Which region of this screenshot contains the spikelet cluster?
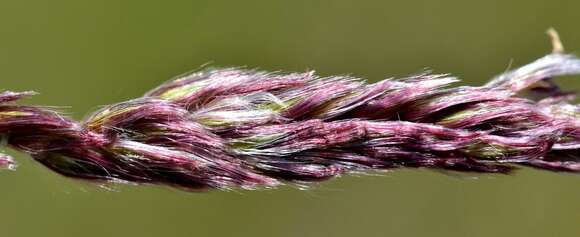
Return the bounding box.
[2,38,580,190]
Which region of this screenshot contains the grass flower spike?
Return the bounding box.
[2,31,580,191]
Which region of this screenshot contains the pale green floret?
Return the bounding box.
[109,146,147,160]
[195,113,259,127]
[196,117,233,127]
[196,97,301,128]
[228,133,285,150]
[86,105,142,129]
[461,142,517,160]
[0,111,33,118]
[439,109,480,124]
[265,97,301,113]
[159,81,209,100]
[559,136,574,143]
[259,100,292,112]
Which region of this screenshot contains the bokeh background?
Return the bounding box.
[1,1,579,236]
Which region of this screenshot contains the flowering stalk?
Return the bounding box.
[2,33,580,191]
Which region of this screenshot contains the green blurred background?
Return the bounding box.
[0,1,579,236]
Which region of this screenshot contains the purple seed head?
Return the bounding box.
[1,33,580,191]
